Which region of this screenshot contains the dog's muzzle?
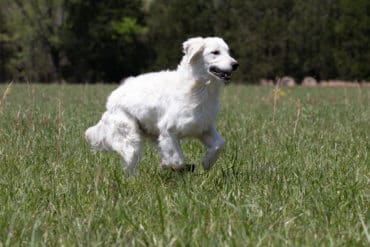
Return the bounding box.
[209,62,238,82]
[209,67,232,81]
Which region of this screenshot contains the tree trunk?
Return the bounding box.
[50,46,61,83]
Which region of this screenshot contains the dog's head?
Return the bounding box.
[183,37,238,82]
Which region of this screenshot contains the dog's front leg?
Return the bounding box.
[158,131,186,170]
[200,126,225,170]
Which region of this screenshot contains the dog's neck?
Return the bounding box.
[177,59,222,101]
[178,58,222,85]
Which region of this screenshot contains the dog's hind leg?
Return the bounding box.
[199,126,225,170]
[109,111,142,175]
[86,110,142,175]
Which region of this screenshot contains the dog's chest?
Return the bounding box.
[175,98,219,136]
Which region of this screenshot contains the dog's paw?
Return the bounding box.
[172,163,196,173]
[161,162,196,173]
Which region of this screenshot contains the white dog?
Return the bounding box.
[85,37,238,174]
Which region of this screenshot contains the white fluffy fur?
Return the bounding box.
[85,37,238,174]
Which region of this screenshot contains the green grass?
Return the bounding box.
[0,83,369,246]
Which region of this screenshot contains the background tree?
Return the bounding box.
[287,0,339,81]
[0,0,370,83]
[4,0,66,82]
[334,0,370,81]
[0,3,14,82]
[62,0,149,82]
[226,0,295,81]
[146,0,215,71]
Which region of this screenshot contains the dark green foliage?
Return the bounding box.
[146,0,215,71]
[146,0,370,82]
[3,0,66,82]
[285,0,339,81]
[0,7,12,82]
[334,0,370,81]
[62,0,149,82]
[0,0,370,82]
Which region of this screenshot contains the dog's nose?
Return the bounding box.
[231,62,239,71]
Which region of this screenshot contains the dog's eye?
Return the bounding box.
[211,50,220,55]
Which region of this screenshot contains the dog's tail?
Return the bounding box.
[85,113,112,152]
[85,110,142,154]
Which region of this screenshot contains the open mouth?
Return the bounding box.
[209,67,232,81]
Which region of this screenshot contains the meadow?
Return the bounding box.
[0,83,369,246]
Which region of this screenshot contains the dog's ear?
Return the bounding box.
[183,37,204,63]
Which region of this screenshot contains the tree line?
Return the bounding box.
[0,0,369,83]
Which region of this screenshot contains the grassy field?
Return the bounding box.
[0,83,369,246]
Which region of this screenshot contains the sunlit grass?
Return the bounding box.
[0,83,369,246]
